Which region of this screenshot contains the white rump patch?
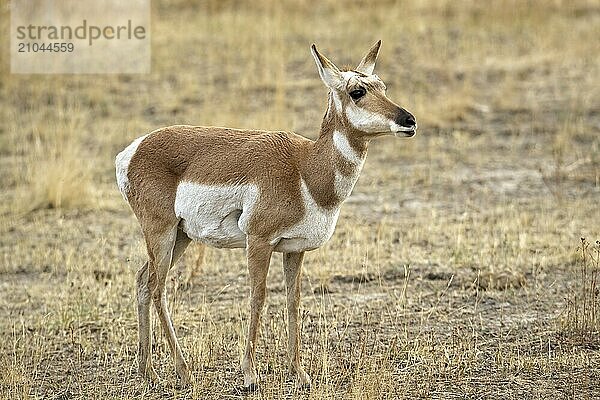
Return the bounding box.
[115,134,149,201]
[174,182,259,249]
[273,179,340,253]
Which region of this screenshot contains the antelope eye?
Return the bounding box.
[349,87,366,100]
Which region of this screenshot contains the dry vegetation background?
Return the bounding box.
[1,0,600,398]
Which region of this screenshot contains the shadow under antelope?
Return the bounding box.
[115,40,416,390]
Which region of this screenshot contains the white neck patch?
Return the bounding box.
[332,130,365,165]
[334,168,362,200]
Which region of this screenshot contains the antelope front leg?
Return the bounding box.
[241,236,273,390]
[283,252,311,387]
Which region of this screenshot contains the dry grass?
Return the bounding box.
[560,238,600,341]
[1,0,600,398]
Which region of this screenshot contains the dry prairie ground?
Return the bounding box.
[1,0,600,398]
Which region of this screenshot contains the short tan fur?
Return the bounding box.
[115,40,416,389]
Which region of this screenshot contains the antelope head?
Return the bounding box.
[311,40,417,138]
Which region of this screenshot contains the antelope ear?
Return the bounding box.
[356,40,381,75]
[311,44,343,89]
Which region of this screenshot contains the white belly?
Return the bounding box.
[174,182,258,248]
[174,180,341,253]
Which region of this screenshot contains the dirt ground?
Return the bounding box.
[1,1,599,399]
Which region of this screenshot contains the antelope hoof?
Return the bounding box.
[175,360,192,384]
[242,365,258,390]
[297,370,311,389]
[243,382,259,393]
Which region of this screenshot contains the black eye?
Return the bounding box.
[349,87,366,100]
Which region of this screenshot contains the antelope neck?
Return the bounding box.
[300,111,369,210]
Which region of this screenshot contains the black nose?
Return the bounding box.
[396,110,416,128]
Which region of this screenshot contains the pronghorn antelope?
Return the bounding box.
[115,40,416,390]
